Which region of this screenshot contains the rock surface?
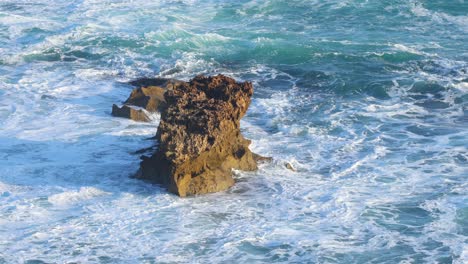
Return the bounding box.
[137,75,260,196]
[111,79,182,121]
[111,104,151,122]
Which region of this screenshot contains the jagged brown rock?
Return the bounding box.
[112,104,151,122]
[137,75,260,196]
[111,79,182,121]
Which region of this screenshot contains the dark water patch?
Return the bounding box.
[40,94,57,100]
[410,81,446,95]
[364,81,392,99]
[236,241,293,262]
[421,0,468,16]
[437,256,454,264]
[0,25,10,42]
[410,94,429,100]
[449,135,468,148]
[0,3,25,11]
[405,150,439,163]
[456,207,468,236]
[362,202,434,237]
[453,153,467,165]
[420,242,453,263]
[295,69,335,91]
[415,100,450,109]
[406,124,456,137]
[25,260,49,264]
[17,27,52,45]
[128,77,170,87]
[394,205,433,228]
[66,49,105,61]
[454,94,468,104]
[97,256,121,263]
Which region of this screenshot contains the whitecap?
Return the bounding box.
[410,1,468,32]
[48,187,110,206]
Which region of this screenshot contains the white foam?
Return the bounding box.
[392,44,432,57]
[410,1,468,32]
[157,52,218,79]
[48,187,110,206]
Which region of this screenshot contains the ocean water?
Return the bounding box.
[0,0,467,263]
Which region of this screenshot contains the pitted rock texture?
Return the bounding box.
[137,75,260,196]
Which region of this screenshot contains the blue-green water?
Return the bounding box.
[0,0,467,263]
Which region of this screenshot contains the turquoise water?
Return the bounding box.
[0,0,467,263]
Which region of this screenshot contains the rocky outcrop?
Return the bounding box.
[137,75,260,196]
[111,79,182,121]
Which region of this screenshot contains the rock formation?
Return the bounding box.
[111,79,182,122]
[137,75,261,196]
